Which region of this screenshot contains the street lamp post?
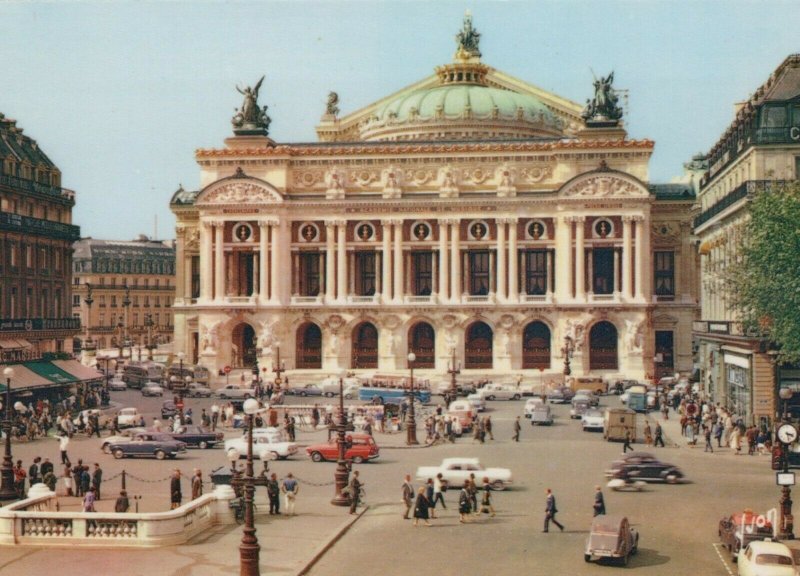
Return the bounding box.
[83,283,95,351]
[331,370,352,507]
[145,314,155,361]
[406,352,418,446]
[447,348,460,406]
[272,346,285,393]
[778,388,795,540]
[237,398,263,575]
[0,368,16,501]
[176,352,186,421]
[561,336,574,379]
[122,284,132,359]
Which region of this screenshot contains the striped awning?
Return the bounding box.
[0,339,31,349]
[0,360,103,392]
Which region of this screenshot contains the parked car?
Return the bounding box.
[582,409,605,432]
[570,398,591,419]
[737,540,796,576]
[185,383,213,398]
[584,515,639,566]
[524,397,545,418]
[108,433,187,460]
[574,389,600,407]
[342,384,361,400]
[548,387,575,404]
[108,378,128,392]
[465,393,486,413]
[116,407,143,428]
[320,377,361,397]
[142,382,165,397]
[718,510,775,562]
[605,452,684,484]
[224,427,299,460]
[306,433,380,463]
[477,384,521,401]
[447,400,475,431]
[161,401,178,419]
[288,384,323,397]
[415,457,513,491]
[216,384,256,399]
[100,427,147,453]
[530,404,553,426]
[162,425,224,449]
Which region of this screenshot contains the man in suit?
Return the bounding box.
[593,485,606,516]
[401,474,414,519]
[543,488,564,532]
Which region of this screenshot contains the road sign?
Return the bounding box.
[176,401,185,409]
[223,365,232,374]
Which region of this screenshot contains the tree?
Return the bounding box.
[725,181,800,362]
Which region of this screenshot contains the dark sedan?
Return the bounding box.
[162,425,224,449]
[548,387,575,404]
[108,433,187,460]
[605,452,685,484]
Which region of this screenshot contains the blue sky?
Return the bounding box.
[2,0,799,240]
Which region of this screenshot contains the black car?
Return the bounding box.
[606,452,684,484]
[161,401,178,419]
[162,425,224,449]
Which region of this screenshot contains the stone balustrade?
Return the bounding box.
[0,484,237,547]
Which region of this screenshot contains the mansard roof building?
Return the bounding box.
[171,15,698,383]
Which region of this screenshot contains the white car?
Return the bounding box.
[216,384,256,399]
[582,409,605,432]
[342,384,361,399]
[224,427,299,460]
[737,540,796,576]
[185,383,213,398]
[73,409,110,429]
[142,382,164,397]
[466,393,486,412]
[320,377,361,397]
[478,384,522,401]
[116,407,143,428]
[416,457,513,491]
[100,427,147,453]
[108,378,127,391]
[574,389,600,406]
[523,397,545,418]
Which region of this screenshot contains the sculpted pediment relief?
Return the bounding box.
[197,178,283,205]
[559,170,648,199]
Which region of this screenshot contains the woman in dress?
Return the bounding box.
[413,486,431,527]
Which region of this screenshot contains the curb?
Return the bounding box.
[296,505,369,576]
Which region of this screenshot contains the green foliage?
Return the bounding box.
[725,181,800,362]
[41,352,73,361]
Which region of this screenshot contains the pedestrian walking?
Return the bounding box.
[80,466,91,498]
[401,474,414,519]
[170,469,182,510]
[468,474,479,514]
[513,416,521,442]
[349,470,362,515]
[485,416,493,441]
[267,473,280,515]
[40,458,54,478]
[92,463,103,500]
[72,460,85,497]
[424,478,436,518]
[654,422,665,447]
[191,469,203,500]
[281,472,299,515]
[713,421,723,447]
[703,425,714,453]
[115,490,130,512]
[13,461,26,498]
[432,473,447,511]
[83,487,96,512]
[593,485,606,516]
[28,457,41,486]
[58,434,70,465]
[458,481,471,523]
[479,477,496,517]
[413,486,432,527]
[622,429,633,453]
[62,464,73,497]
[543,488,564,532]
[644,423,653,447]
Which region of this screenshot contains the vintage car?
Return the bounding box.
[574,389,600,406]
[141,382,165,397]
[447,400,475,431]
[73,409,112,430]
[185,383,213,398]
[161,401,178,419]
[530,404,553,426]
[108,432,187,460]
[287,384,323,397]
[605,452,684,484]
[224,427,299,461]
[465,393,486,413]
[523,397,545,418]
[582,408,605,432]
[570,398,591,419]
[584,515,639,565]
[162,425,224,449]
[108,378,128,392]
[548,386,575,404]
[718,510,775,562]
[306,433,380,463]
[100,427,147,453]
[215,384,256,399]
[476,384,521,401]
[737,540,796,576]
[415,457,513,491]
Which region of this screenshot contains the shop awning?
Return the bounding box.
[0,339,31,349]
[0,360,103,392]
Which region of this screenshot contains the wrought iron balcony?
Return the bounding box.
[693,180,788,229]
[0,211,80,241]
[0,173,75,202]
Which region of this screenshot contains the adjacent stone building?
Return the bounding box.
[171,15,698,381]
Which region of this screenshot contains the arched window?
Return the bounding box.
[408,322,435,368]
[352,322,378,369]
[296,323,322,369]
[465,321,493,369]
[522,321,551,369]
[589,321,618,370]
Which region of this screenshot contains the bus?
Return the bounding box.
[167,364,211,389]
[358,386,431,405]
[627,385,649,413]
[122,361,165,389]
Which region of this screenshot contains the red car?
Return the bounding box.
[306,434,380,464]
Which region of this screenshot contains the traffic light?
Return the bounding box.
[772,443,785,471]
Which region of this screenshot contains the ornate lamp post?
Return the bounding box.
[447,348,461,407]
[406,352,418,445]
[331,370,352,507]
[561,336,574,379]
[175,351,186,420]
[83,283,95,351]
[777,388,796,540]
[0,368,16,501]
[272,346,285,393]
[144,314,155,361]
[237,397,264,575]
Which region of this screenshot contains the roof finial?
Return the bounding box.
[455,10,481,61]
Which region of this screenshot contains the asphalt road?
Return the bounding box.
[7,390,780,575]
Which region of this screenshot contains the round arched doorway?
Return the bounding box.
[465,321,493,369]
[589,321,618,370]
[296,322,322,369]
[522,321,551,369]
[231,323,257,368]
[352,322,378,369]
[408,322,435,368]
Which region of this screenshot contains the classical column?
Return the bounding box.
[574,216,586,301]
[555,216,573,301]
[213,221,224,301]
[641,215,652,300]
[252,252,259,298]
[634,216,645,300]
[393,220,403,303]
[496,219,507,301]
[622,215,633,300]
[325,221,336,303]
[270,222,281,303]
[175,226,186,303]
[183,254,192,301]
[546,249,554,295]
[613,248,620,297]
[431,250,437,297]
[258,222,269,302]
[381,221,392,302]
[438,220,449,301]
[375,250,382,297]
[450,220,461,301]
[200,221,213,301]
[337,221,347,302]
[507,219,518,302]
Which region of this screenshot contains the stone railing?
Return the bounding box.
[0,484,237,547]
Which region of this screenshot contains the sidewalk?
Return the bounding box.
[0,494,366,576]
